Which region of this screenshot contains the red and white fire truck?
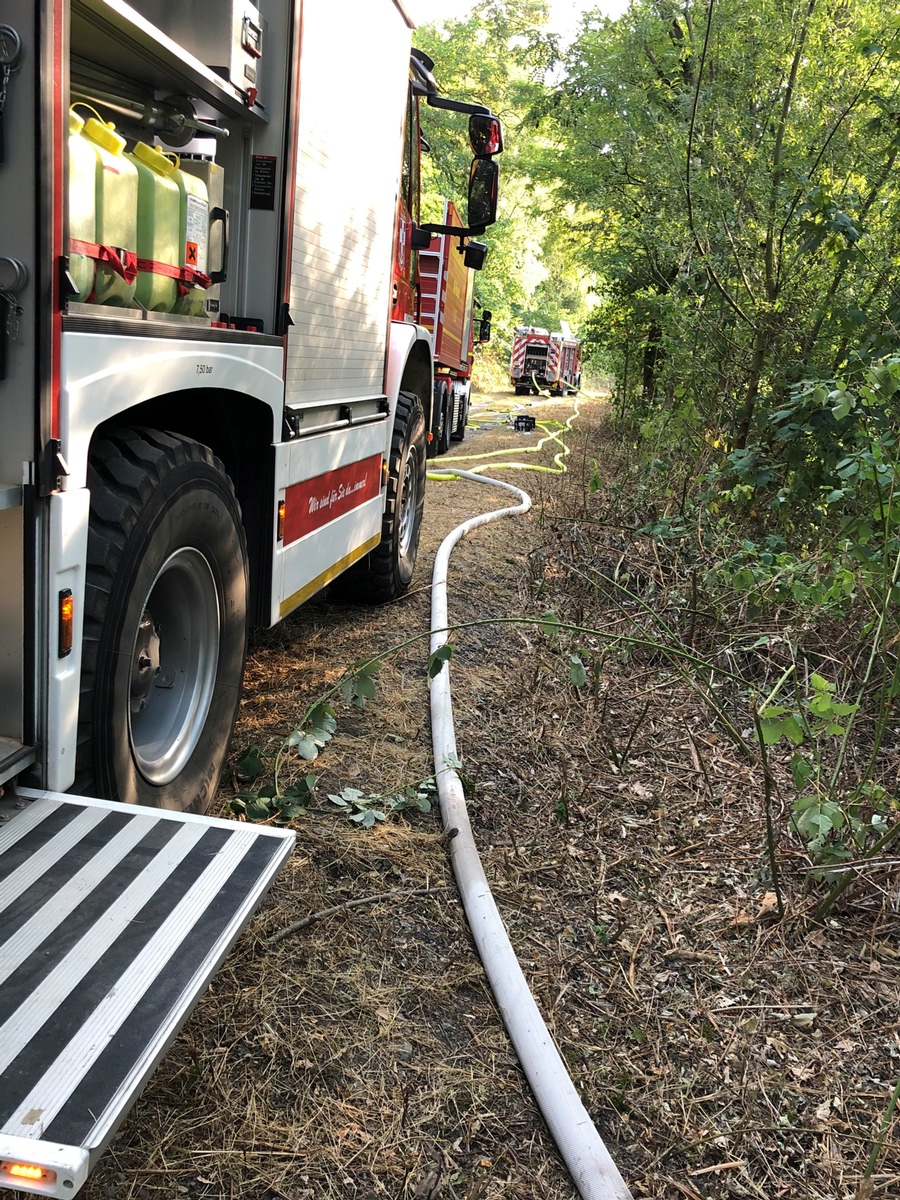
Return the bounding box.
[0,1,501,1193]
[510,325,582,396]
[418,199,492,453]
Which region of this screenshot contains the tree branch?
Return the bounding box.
[269,884,453,944]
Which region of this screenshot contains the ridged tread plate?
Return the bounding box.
[0,788,295,1196]
[0,740,36,789]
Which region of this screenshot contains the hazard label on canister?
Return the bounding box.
[184,194,208,272]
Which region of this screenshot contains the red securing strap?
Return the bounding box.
[179,264,212,295]
[69,239,138,285]
[136,257,212,297]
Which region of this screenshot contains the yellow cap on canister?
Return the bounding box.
[82,117,126,156]
[132,141,179,176]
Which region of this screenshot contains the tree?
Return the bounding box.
[548,0,900,450]
[417,2,591,354]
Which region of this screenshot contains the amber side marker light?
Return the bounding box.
[277,500,286,541]
[381,459,389,486]
[58,588,74,657]
[5,1162,56,1183]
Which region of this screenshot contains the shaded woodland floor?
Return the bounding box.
[72,392,898,1200]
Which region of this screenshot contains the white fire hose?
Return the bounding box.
[428,468,634,1200]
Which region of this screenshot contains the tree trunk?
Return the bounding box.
[733,322,770,450]
[642,325,662,404]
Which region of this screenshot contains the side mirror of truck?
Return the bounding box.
[463,240,488,271]
[469,113,503,156]
[467,158,499,232]
[478,310,492,343]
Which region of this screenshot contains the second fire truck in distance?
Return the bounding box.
[510,325,582,396]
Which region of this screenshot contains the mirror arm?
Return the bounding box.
[425,95,491,117]
[418,223,485,237]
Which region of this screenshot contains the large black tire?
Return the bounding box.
[450,384,469,443]
[329,390,426,604]
[75,427,249,813]
[437,383,452,455]
[429,381,451,458]
[427,383,444,460]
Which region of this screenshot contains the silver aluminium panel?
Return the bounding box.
[284,0,411,405]
[0,790,294,1196]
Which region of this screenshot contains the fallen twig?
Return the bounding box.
[269,884,452,944]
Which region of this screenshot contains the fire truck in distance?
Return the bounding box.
[418,199,492,454]
[0,1,501,1193]
[510,325,582,396]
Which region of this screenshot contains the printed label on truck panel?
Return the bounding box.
[283,454,382,545]
[250,155,278,210]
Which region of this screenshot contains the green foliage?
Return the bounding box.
[340,659,380,707]
[757,673,897,866]
[759,673,857,749]
[791,783,895,869]
[230,775,316,826]
[569,652,588,688]
[326,779,437,828]
[228,700,336,823]
[707,538,857,614]
[416,2,592,361]
[230,656,451,831]
[234,745,266,782]
[427,644,454,679]
[541,608,561,642]
[688,357,900,624]
[546,0,900,445]
[285,703,337,761]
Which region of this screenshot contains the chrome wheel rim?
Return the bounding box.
[128,547,220,785]
[397,449,420,559]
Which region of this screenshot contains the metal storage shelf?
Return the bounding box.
[0,486,21,511]
[71,0,269,124]
[0,740,35,788]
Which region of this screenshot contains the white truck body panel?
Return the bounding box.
[285,0,410,405]
[272,419,388,621]
[44,491,91,793]
[62,332,285,490]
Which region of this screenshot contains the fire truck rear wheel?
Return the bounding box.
[75,427,249,813]
[429,381,449,458]
[438,384,452,455]
[330,390,426,604]
[366,389,426,599]
[450,386,469,442]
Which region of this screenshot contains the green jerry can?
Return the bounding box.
[80,115,138,306]
[67,109,97,302]
[127,142,182,312]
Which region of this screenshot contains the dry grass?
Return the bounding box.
[73,393,899,1200]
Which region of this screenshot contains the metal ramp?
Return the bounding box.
[0,788,295,1197]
